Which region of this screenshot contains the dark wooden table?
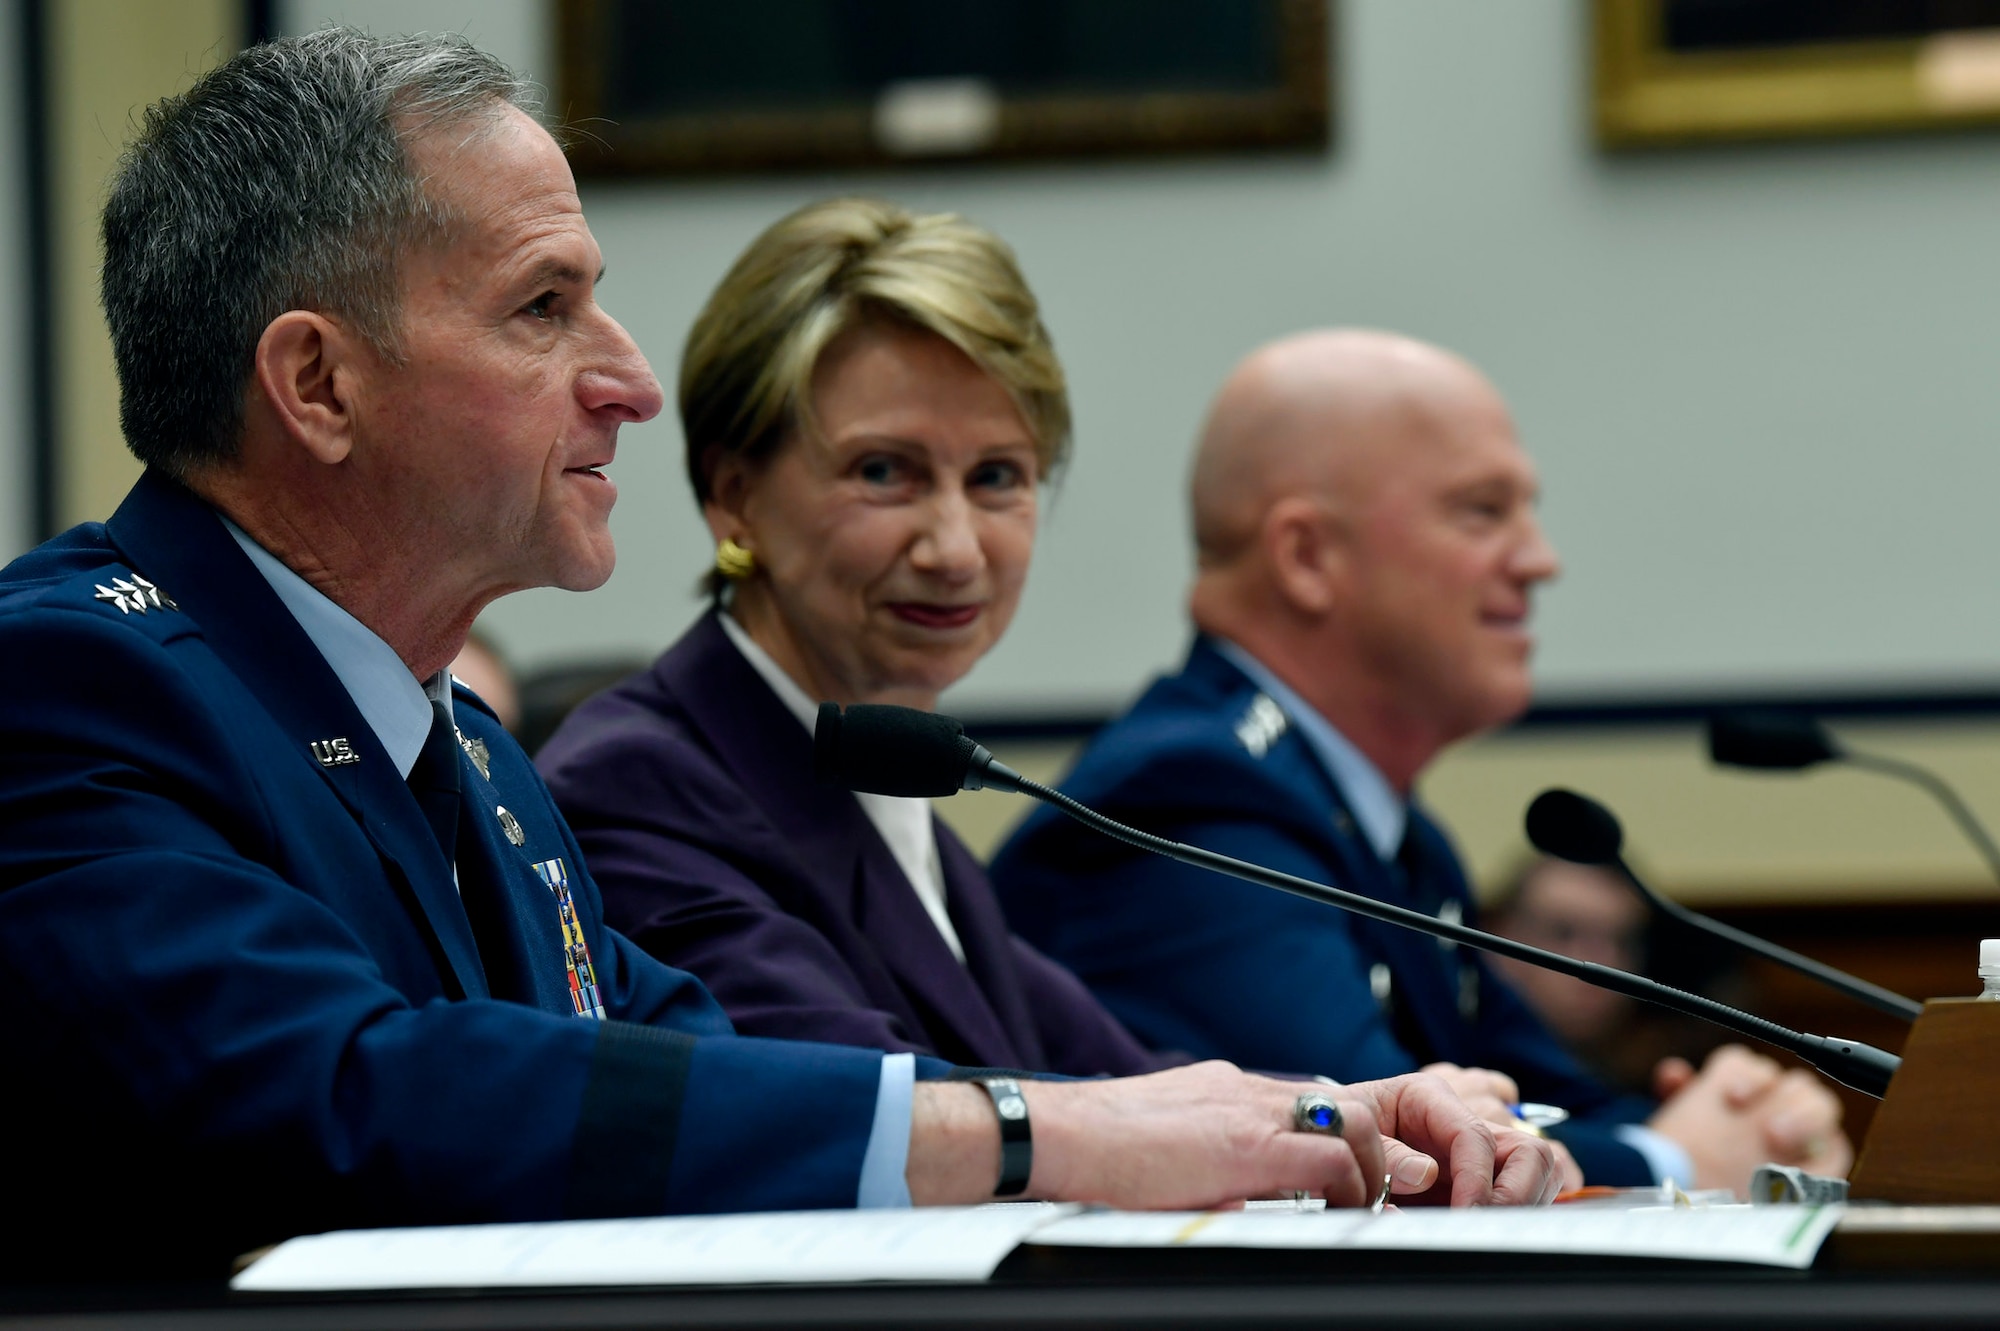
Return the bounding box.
[7,1226,1999,1331]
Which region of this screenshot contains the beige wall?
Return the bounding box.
[47,0,241,528]
[936,718,2000,909]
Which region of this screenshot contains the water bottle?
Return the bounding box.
[1981,939,2000,1000]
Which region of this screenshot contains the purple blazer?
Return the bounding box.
[537,609,1176,1076]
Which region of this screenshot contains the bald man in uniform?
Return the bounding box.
[994,329,1850,1194]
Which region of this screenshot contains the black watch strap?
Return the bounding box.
[976,1077,1032,1197]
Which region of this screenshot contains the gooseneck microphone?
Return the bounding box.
[812,702,1017,798]
[1709,708,2000,886]
[1524,788,1921,1023]
[813,703,1902,1098]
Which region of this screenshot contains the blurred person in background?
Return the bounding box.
[1484,854,1648,1059]
[450,627,521,733]
[992,329,1851,1195]
[1485,854,1745,1102]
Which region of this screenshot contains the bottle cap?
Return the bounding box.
[1982,939,2000,971]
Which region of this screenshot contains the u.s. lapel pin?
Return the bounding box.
[454,726,491,779]
[311,737,360,767]
[495,805,526,846]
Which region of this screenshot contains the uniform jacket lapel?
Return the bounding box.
[104,472,489,1000]
[1316,791,1479,1065]
[1195,639,1474,1065]
[450,733,587,1014]
[663,612,1028,1067]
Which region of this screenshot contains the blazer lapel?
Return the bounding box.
[935,828,1045,1067]
[660,612,874,885]
[105,472,489,1000]
[663,611,1027,1066]
[848,830,1025,1067]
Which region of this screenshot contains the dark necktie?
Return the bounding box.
[407,697,461,866]
[1395,819,1446,916]
[1386,816,1456,1061]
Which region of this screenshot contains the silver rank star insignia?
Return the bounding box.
[454,727,491,779]
[495,805,526,846]
[92,574,178,615]
[1233,693,1288,758]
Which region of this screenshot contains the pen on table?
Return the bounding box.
[1509,1102,1569,1136]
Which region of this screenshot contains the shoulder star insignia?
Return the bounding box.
[92,574,178,615]
[455,727,492,779]
[1233,693,1289,759]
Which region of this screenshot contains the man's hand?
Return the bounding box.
[1647,1046,1853,1196]
[1419,1062,1584,1194]
[1350,1071,1564,1207]
[1418,1062,1518,1124]
[907,1062,1561,1210]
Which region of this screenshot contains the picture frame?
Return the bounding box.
[556,0,1331,176]
[1595,0,2000,149]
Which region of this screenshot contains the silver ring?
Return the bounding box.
[1293,1092,1343,1136]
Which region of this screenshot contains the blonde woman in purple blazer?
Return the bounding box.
[539,197,1172,1076]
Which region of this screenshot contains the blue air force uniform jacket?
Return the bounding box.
[990,637,1658,1186]
[0,472,894,1276]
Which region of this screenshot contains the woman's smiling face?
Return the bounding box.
[713,319,1041,710]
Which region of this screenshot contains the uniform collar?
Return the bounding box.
[1209,637,1407,861]
[219,515,447,779]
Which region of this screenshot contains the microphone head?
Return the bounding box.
[1524,788,1625,865]
[813,702,976,798]
[1708,709,1840,770]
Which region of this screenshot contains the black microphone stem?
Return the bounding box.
[1609,854,1921,1022]
[1844,747,2000,886]
[1010,774,1900,1099]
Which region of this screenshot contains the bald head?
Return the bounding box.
[1186,329,1558,788]
[1191,330,1506,567]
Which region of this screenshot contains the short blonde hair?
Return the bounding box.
[680,196,1070,509]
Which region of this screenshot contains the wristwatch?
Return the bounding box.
[975,1076,1032,1197]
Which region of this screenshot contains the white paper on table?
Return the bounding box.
[233,1203,1073,1291]
[1029,1204,1843,1270]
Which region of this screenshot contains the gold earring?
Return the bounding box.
[715,537,757,581]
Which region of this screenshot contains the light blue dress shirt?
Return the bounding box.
[1210,636,1691,1188]
[221,516,915,1207]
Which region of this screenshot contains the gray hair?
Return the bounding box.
[100,28,542,476]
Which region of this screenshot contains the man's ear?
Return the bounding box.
[252,311,357,466]
[1263,496,1343,616]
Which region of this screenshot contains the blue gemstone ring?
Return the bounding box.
[1293,1093,1344,1137]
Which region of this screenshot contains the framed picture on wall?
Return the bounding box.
[1596,0,2000,148]
[556,0,1330,176]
